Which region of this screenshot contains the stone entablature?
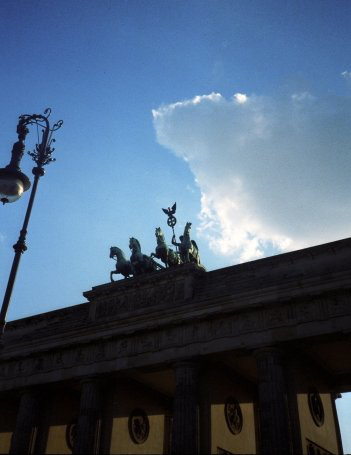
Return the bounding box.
[1,239,351,394]
[1,291,350,393]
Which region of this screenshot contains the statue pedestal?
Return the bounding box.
[84,263,206,322]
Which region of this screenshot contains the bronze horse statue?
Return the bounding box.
[172,222,201,266]
[129,237,164,275]
[109,246,134,280]
[151,227,182,268]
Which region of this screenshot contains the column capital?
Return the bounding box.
[78,375,101,387]
[173,358,199,368]
[254,346,284,359]
[16,386,41,399]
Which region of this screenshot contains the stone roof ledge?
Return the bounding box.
[83,262,206,301]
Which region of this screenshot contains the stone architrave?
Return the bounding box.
[254,348,292,455]
[171,361,199,454]
[73,378,101,454]
[10,389,39,454]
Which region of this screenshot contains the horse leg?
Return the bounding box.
[110,271,116,282]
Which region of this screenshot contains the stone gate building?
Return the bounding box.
[1,237,350,454]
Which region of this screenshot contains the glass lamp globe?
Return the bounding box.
[0,168,30,204]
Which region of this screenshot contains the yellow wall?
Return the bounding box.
[46,424,71,455]
[0,401,17,454]
[297,392,339,454]
[45,389,79,454]
[110,382,167,454]
[205,370,257,454]
[294,366,339,454]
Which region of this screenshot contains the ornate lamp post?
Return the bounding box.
[0,109,63,335]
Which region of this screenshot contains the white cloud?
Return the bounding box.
[341,70,351,80]
[152,92,222,120]
[152,91,351,263]
[233,93,248,104]
[291,91,315,102]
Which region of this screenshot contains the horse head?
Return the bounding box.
[110,246,125,259]
[184,222,192,235]
[129,237,141,252]
[155,227,164,241]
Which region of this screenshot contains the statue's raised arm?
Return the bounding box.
[171,234,182,248]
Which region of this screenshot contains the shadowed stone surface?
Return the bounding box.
[1,238,351,453]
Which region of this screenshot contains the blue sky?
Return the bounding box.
[1,0,351,450]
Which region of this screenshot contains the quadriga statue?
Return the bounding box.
[129,237,164,275]
[172,222,202,266]
[109,246,134,281]
[151,227,182,268]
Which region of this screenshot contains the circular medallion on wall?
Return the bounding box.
[128,408,150,444]
[66,419,77,451]
[308,387,324,427]
[224,397,243,434]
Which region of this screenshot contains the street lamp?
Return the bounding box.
[0,108,63,335]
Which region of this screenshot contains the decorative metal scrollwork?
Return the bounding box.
[17,108,63,167]
[308,387,324,427]
[128,408,150,444]
[224,397,243,435]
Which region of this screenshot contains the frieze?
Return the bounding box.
[93,278,183,320]
[95,343,106,360]
[75,349,85,363]
[0,292,350,387]
[208,318,234,338]
[264,305,294,328]
[95,295,130,319]
[136,332,160,353]
[108,338,134,357]
[134,287,157,309]
[294,301,316,323]
[16,360,25,375]
[5,305,88,333]
[34,356,45,372]
[162,326,184,349]
[320,293,349,317]
[54,351,63,366]
[183,322,205,344]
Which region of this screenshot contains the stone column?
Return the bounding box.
[254,348,292,455]
[285,359,303,454]
[171,361,199,454]
[73,378,101,454]
[198,368,211,454]
[10,389,39,454]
